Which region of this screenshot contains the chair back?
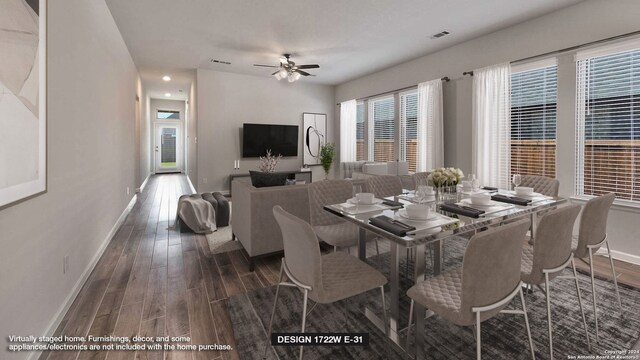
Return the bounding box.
[520,175,559,197]
[574,193,615,258]
[528,204,581,283]
[365,175,403,198]
[273,206,322,290]
[460,219,530,322]
[411,172,432,188]
[308,180,353,226]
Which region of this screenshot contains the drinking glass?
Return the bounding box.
[469,174,479,192]
[352,184,362,205]
[512,174,522,190]
[416,185,427,204]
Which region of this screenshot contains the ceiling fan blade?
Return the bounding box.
[272,71,279,75]
[296,64,320,69]
[253,64,279,68]
[295,69,312,76]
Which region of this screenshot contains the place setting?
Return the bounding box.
[370,203,458,236]
[337,189,404,215]
[441,192,514,218]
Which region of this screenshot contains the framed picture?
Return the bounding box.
[303,113,326,166]
[0,0,47,208]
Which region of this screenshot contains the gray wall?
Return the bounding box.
[0,0,138,356]
[187,80,198,188]
[334,0,640,261]
[139,87,151,188]
[196,69,336,193]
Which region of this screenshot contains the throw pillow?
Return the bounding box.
[249,171,288,188]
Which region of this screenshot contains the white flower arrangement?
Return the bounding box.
[428,167,465,187]
[258,149,282,173]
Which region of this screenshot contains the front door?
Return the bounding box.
[155,124,182,173]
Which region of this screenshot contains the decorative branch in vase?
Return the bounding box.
[319,143,335,179]
[258,149,282,173]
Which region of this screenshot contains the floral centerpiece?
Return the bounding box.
[258,149,282,173]
[428,167,464,187]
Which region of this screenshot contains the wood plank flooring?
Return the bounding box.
[41,174,640,359]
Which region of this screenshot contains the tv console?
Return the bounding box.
[229,170,312,194]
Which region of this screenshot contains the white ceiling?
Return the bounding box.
[106,0,583,91]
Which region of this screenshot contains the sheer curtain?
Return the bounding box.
[339,99,357,162]
[472,63,511,189]
[417,79,444,172]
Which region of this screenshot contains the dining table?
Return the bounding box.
[323,187,567,358]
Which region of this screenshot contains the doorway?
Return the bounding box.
[155,124,183,173]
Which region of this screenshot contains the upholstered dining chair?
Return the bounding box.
[520,175,559,197]
[572,192,621,342]
[308,180,372,253]
[521,204,590,359]
[407,219,535,360]
[411,171,432,188]
[266,206,388,360]
[365,175,403,198]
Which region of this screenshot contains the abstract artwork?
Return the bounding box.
[302,113,326,166]
[0,0,47,208]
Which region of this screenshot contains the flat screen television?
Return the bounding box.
[242,123,299,158]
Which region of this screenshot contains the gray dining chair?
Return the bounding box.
[365,175,403,198]
[407,219,535,360]
[520,175,559,197]
[521,204,590,359]
[266,206,388,359]
[572,192,621,342]
[411,171,432,188]
[308,180,373,253]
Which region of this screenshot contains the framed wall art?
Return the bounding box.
[302,113,326,166]
[0,0,47,208]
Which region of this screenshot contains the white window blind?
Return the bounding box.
[510,63,557,179]
[576,46,640,202]
[356,102,366,161]
[400,92,418,172]
[369,97,395,162]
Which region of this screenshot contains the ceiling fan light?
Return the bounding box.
[293,72,301,81]
[287,74,296,82]
[274,72,283,80]
[278,69,288,78]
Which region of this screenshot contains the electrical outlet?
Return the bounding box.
[126,187,130,195]
[63,255,69,274]
[202,178,208,184]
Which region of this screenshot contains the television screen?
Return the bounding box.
[242,123,299,157]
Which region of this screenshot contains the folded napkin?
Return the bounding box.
[482,186,498,191]
[369,215,415,236]
[439,204,485,218]
[491,194,531,206]
[382,199,404,208]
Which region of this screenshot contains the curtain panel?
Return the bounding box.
[339,99,358,162]
[417,79,444,172]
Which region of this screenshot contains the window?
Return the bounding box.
[157,110,180,119]
[369,97,395,162]
[510,63,557,179]
[576,44,640,202]
[356,102,366,161]
[400,91,418,172]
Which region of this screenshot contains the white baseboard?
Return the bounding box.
[596,248,640,266]
[28,194,138,360]
[136,172,151,193]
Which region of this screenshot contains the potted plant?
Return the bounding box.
[319,143,335,179]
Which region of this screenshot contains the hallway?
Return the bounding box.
[41,174,282,360]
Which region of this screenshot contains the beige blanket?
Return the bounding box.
[177,195,217,234]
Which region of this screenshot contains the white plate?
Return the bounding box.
[460,198,501,208]
[347,198,383,205]
[397,209,438,221]
[510,191,543,199]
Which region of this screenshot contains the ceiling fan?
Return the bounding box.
[254,54,319,82]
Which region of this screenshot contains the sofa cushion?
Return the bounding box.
[249,171,288,188]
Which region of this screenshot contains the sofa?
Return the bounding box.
[231,179,310,271]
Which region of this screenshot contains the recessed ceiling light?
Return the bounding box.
[165,93,171,97]
[162,75,171,81]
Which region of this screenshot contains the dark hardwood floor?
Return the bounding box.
[41,174,640,359]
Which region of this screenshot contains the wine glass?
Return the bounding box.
[469,174,479,192]
[512,174,522,191]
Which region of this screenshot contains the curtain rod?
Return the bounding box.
[336,77,450,106]
[461,30,640,75]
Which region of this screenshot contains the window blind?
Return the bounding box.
[576,46,640,202]
[400,92,418,172]
[356,102,366,161]
[510,64,557,179]
[369,97,395,162]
